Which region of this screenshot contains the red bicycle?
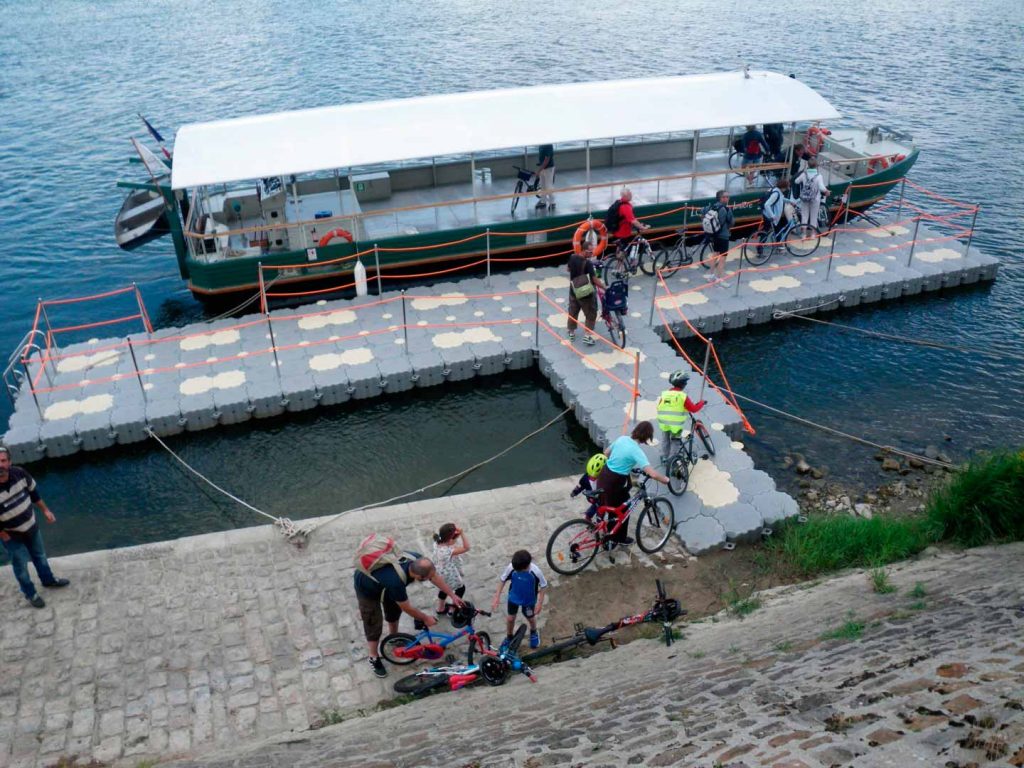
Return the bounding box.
[545,472,675,576]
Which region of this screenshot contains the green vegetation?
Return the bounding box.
[772,515,930,576]
[774,640,794,653]
[909,581,927,598]
[821,616,865,642]
[870,567,897,594]
[925,451,1024,546]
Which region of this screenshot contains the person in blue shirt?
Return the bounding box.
[762,178,796,236]
[594,421,670,546]
[491,549,548,649]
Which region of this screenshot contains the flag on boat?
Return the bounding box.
[138,114,172,159]
[131,137,171,178]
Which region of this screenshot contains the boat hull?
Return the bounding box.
[115,188,170,251]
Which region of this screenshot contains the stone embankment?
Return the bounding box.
[167,543,1024,768]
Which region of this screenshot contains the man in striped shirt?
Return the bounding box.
[0,446,69,608]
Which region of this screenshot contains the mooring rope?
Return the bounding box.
[145,406,573,545]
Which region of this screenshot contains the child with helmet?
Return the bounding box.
[657,370,707,465]
[570,453,607,520]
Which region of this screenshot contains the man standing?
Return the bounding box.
[355,549,463,678]
[611,188,650,253]
[0,446,69,608]
[536,144,555,209]
[566,242,605,346]
[706,190,734,281]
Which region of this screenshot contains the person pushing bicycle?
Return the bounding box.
[656,370,706,467]
[761,178,797,238]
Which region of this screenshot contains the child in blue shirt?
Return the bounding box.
[491,549,548,649]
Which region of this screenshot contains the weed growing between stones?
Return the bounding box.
[773,640,794,653]
[909,581,927,598]
[724,580,762,618]
[870,567,897,594]
[820,614,865,641]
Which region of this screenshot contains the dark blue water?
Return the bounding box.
[1,0,1022,555]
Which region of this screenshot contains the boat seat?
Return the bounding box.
[123,196,165,223]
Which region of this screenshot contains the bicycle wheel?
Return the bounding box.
[507,623,528,654]
[741,230,773,267]
[393,672,450,696]
[785,223,821,257]
[667,454,690,496]
[640,245,669,276]
[698,240,716,270]
[379,632,419,665]
[695,420,716,458]
[602,255,628,284]
[606,311,627,349]
[636,497,676,554]
[466,632,491,664]
[546,518,600,576]
[728,150,745,172]
[511,180,524,216]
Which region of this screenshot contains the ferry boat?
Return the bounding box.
[115,70,918,304]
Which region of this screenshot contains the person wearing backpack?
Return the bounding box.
[762,178,796,236]
[353,534,464,678]
[606,188,650,255]
[566,241,605,345]
[794,157,829,230]
[703,190,734,280]
[740,125,769,183]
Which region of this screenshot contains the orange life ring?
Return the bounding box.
[317,228,353,248]
[805,124,831,156]
[572,220,608,257]
[867,156,890,175]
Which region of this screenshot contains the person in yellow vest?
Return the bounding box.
[656,370,706,466]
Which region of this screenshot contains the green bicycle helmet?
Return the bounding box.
[586,453,607,478]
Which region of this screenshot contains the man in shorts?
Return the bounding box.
[707,190,734,281]
[491,549,547,649]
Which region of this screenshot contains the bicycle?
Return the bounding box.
[665,417,717,496]
[602,235,651,284]
[740,212,821,266]
[821,192,882,230]
[477,623,537,685]
[642,229,715,275]
[522,579,685,663]
[392,662,481,695]
[510,166,540,215]
[596,280,628,349]
[378,602,493,665]
[546,471,676,576]
[729,140,782,187]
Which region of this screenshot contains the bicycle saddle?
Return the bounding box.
[583,626,606,645]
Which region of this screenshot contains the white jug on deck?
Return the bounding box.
[354,258,368,297]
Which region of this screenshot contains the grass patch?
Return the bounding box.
[909,581,927,598]
[909,600,927,611]
[774,640,794,653]
[724,582,762,619]
[870,567,897,594]
[925,451,1024,546]
[821,615,865,642]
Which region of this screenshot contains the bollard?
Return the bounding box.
[697,339,712,403]
[906,216,922,267]
[964,206,980,258]
[373,245,383,296]
[631,351,640,427]
[400,289,409,350]
[895,177,907,222]
[486,228,491,286]
[825,230,838,281]
[127,336,147,403]
[648,269,659,327]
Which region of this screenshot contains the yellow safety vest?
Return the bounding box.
[657,389,689,434]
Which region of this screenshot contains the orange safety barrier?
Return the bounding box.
[39,286,136,307]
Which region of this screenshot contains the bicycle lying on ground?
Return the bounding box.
[477,623,537,686]
[665,417,716,496]
[546,471,676,575]
[392,662,482,695]
[510,166,540,215]
[522,579,685,662]
[378,602,492,665]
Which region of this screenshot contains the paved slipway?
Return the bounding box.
[166,544,1024,768]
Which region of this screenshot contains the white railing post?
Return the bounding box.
[906,216,922,267]
[373,245,383,295]
[965,206,980,257]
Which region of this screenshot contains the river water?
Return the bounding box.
[1,0,1021,555]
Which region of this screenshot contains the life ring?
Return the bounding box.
[805,124,831,156]
[317,228,353,248]
[867,156,890,175]
[572,219,608,257]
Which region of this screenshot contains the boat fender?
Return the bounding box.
[318,228,354,248]
[572,220,609,257]
[354,259,368,297]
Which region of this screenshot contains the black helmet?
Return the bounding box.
[668,370,689,388]
[450,601,477,628]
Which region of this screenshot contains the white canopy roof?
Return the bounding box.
[170,70,841,190]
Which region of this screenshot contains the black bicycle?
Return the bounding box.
[643,229,715,275]
[666,418,717,496]
[510,166,540,215]
[602,235,651,284]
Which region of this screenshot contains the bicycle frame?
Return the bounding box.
[575,481,649,553]
[389,623,487,662]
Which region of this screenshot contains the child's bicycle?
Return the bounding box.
[378,602,492,665]
[665,417,717,496]
[392,662,481,695]
[477,623,537,686]
[523,579,685,662]
[595,279,629,349]
[546,471,676,576]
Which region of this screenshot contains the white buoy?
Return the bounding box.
[354,259,368,297]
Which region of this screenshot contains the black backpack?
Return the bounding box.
[604,200,624,233]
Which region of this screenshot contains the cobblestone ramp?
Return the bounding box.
[165,544,1024,768]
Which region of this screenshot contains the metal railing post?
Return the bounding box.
[843,182,853,226]
[734,260,743,296]
[648,269,659,327]
[631,351,640,427]
[906,216,922,267]
[964,206,980,257]
[373,245,383,295]
[895,177,907,222]
[257,262,268,315]
[486,228,491,286]
[534,287,540,351]
[39,300,58,359]
[698,339,712,403]
[401,289,409,350]
[825,230,838,281]
[127,336,147,403]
